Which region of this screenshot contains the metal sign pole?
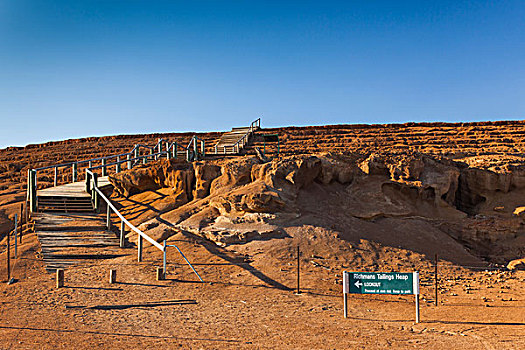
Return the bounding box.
[14,214,17,259]
[6,228,10,281]
[413,271,420,323]
[163,240,167,276]
[343,271,349,318]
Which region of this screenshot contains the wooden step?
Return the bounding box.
[34,212,125,272]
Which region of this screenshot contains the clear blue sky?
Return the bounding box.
[1,1,524,148]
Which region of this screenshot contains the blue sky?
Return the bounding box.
[1,0,524,148]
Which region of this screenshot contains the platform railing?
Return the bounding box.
[27,138,190,213]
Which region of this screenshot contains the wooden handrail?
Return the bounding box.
[86,169,164,254]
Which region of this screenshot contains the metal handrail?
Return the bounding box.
[163,240,203,282]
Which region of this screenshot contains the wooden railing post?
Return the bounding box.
[92,173,99,212]
[72,162,77,183]
[106,205,111,230]
[173,143,178,159]
[29,170,37,213]
[134,147,139,163]
[127,154,132,170]
[54,166,58,187]
[27,169,31,203]
[85,171,91,193]
[101,158,107,177]
[120,220,125,248]
[116,156,121,173]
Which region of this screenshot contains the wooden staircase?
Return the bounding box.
[33,212,124,272]
[36,176,111,213]
[37,197,93,213]
[213,119,261,155]
[33,176,124,272]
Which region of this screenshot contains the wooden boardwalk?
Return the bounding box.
[37,176,111,198]
[34,212,124,272]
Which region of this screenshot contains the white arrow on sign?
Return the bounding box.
[354,280,362,288]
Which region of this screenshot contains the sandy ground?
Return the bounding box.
[1,225,524,349]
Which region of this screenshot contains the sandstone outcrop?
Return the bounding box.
[109,152,525,264]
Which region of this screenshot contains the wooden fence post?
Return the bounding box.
[127,154,131,170]
[56,269,64,288]
[109,269,116,284]
[116,156,121,173]
[156,267,165,281]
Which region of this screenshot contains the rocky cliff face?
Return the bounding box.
[109,153,525,265]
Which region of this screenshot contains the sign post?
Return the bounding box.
[343,272,349,318]
[343,271,420,323]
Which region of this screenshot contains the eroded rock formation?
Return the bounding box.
[109,152,525,264]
